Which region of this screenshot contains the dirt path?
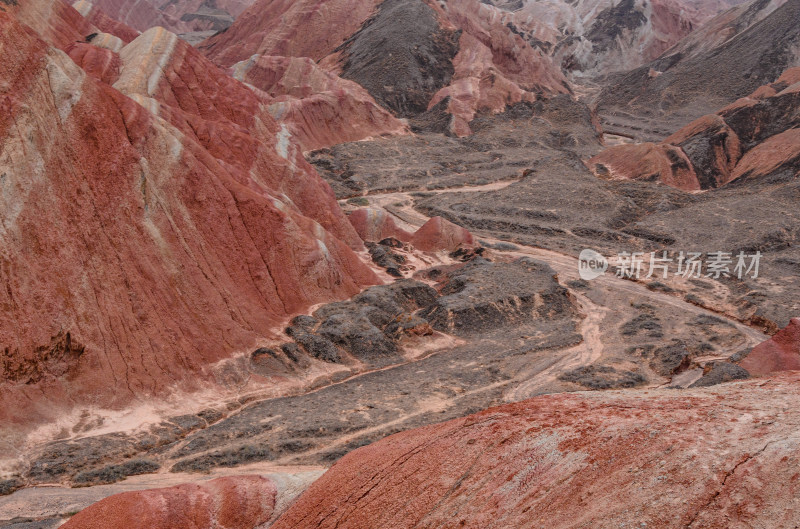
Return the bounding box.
[352,186,769,401]
[506,292,609,401]
[3,184,770,524]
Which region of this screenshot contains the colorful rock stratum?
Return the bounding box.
[1,0,800,528]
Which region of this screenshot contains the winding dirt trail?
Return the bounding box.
[351,185,770,402]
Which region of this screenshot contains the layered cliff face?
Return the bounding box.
[589,67,800,190]
[273,373,800,529]
[0,5,378,426]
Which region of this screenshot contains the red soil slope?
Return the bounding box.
[741,318,800,375]
[0,9,378,426]
[274,373,800,529]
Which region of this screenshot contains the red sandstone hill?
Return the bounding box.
[199,0,570,137]
[273,372,800,529]
[348,208,476,253]
[230,55,409,151]
[61,475,278,529]
[71,0,139,43]
[589,67,800,190]
[0,5,379,426]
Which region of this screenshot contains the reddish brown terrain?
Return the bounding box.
[61,475,278,529]
[589,66,800,189]
[1,0,800,527]
[200,0,571,136]
[273,373,800,529]
[740,319,800,375]
[231,55,409,150]
[71,0,138,42]
[0,2,378,428]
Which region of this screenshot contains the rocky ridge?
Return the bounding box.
[589,67,800,190]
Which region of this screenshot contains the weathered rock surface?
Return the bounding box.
[199,0,381,67]
[421,258,576,335]
[589,67,800,189]
[410,216,476,253]
[3,0,98,51]
[71,0,139,42]
[65,40,122,84]
[80,0,250,34]
[740,318,800,375]
[348,209,474,253]
[231,55,408,151]
[79,0,190,33]
[425,0,572,135]
[347,208,414,244]
[60,475,277,529]
[274,373,800,529]
[485,0,743,79]
[283,280,439,367]
[588,141,700,190]
[0,11,377,426]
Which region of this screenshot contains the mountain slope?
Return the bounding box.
[589,67,800,189]
[597,0,800,139]
[0,7,378,426]
[199,0,570,136]
[273,372,800,529]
